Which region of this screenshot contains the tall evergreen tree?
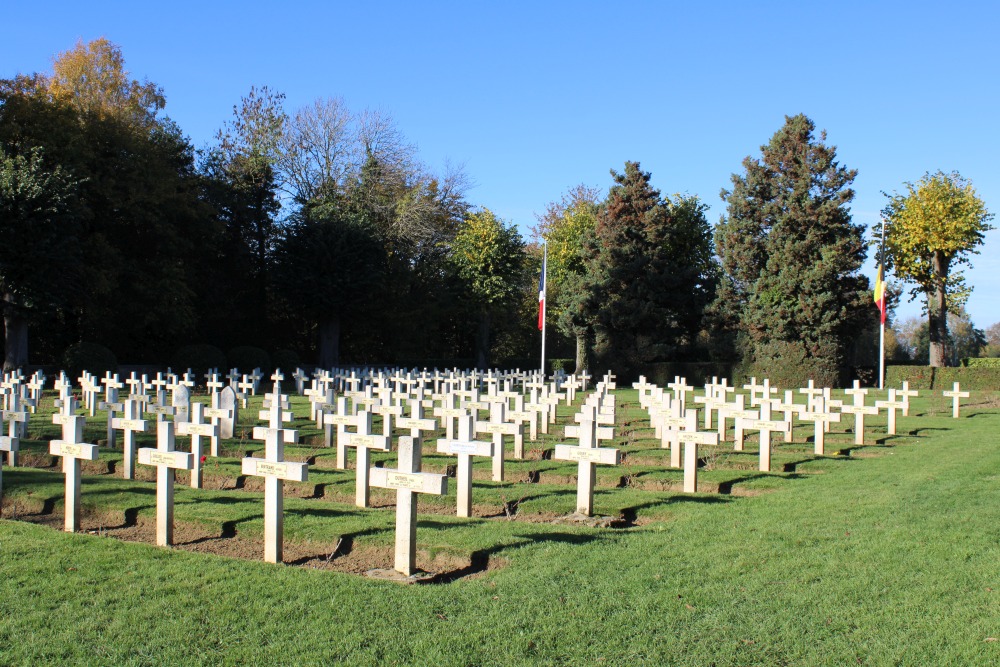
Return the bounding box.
[715,114,869,385]
[584,162,714,376]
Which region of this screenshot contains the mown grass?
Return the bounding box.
[1,388,999,665]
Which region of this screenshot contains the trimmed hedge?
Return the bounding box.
[171,344,226,385]
[61,342,117,380]
[964,357,1000,368]
[271,349,301,376]
[645,362,735,387]
[886,365,935,390]
[227,346,270,375]
[886,365,1000,391]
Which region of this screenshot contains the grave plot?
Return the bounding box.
[2,378,936,575]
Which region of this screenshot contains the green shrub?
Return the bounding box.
[61,342,117,380]
[396,358,476,371]
[964,357,1000,368]
[886,365,935,390]
[646,362,735,387]
[171,344,226,384]
[271,349,301,375]
[934,366,1000,391]
[732,341,844,389]
[885,365,1000,391]
[227,346,270,375]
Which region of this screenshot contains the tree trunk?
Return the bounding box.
[3,293,28,372]
[574,330,590,374]
[476,309,491,370]
[927,250,950,368]
[319,317,340,369]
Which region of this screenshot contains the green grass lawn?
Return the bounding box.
[1,388,999,665]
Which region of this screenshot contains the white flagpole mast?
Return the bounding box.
[540,243,547,379]
[878,223,886,390]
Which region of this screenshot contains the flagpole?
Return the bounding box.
[878,223,886,390]
[540,243,547,379]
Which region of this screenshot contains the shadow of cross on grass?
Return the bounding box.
[716,471,806,495]
[620,495,731,524]
[429,530,609,583]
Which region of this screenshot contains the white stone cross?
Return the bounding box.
[554,406,619,517]
[0,393,28,466]
[179,370,196,390]
[49,396,99,532]
[475,401,520,481]
[678,424,719,493]
[506,393,537,449]
[737,400,790,472]
[320,396,356,469]
[774,390,802,443]
[655,403,691,467]
[0,406,25,503]
[433,392,464,440]
[79,373,100,416]
[111,399,149,479]
[369,435,448,577]
[395,399,438,448]
[693,390,723,430]
[243,396,306,564]
[147,403,177,423]
[875,389,905,436]
[798,399,842,456]
[798,379,824,413]
[436,413,493,518]
[897,381,919,417]
[942,382,970,419]
[632,376,655,406]
[840,388,879,445]
[203,389,234,456]
[205,373,225,396]
[373,400,403,439]
[125,372,144,397]
[27,372,46,410]
[100,372,124,449]
[150,371,168,398]
[715,394,750,443]
[667,377,693,413]
[138,420,193,546]
[292,368,308,395]
[237,375,255,408]
[176,403,219,489]
[347,410,391,508]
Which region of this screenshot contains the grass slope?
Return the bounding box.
[1,391,998,665]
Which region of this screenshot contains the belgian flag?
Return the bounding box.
[873,263,887,324]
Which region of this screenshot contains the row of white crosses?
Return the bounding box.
[642,375,927,485]
[0,372,36,506]
[553,383,622,515]
[644,386,717,492]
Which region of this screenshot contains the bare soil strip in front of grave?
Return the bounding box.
[2,497,506,580]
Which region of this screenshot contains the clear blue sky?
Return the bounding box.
[4,1,999,328]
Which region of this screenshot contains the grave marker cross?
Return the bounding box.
[554,406,619,517]
[243,390,306,564]
[111,399,149,479]
[137,421,193,546]
[942,382,970,419]
[369,436,448,577]
[49,396,98,532]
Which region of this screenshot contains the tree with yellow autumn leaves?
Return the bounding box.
[880,172,994,367]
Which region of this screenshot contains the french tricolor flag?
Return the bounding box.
[537,250,546,331]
